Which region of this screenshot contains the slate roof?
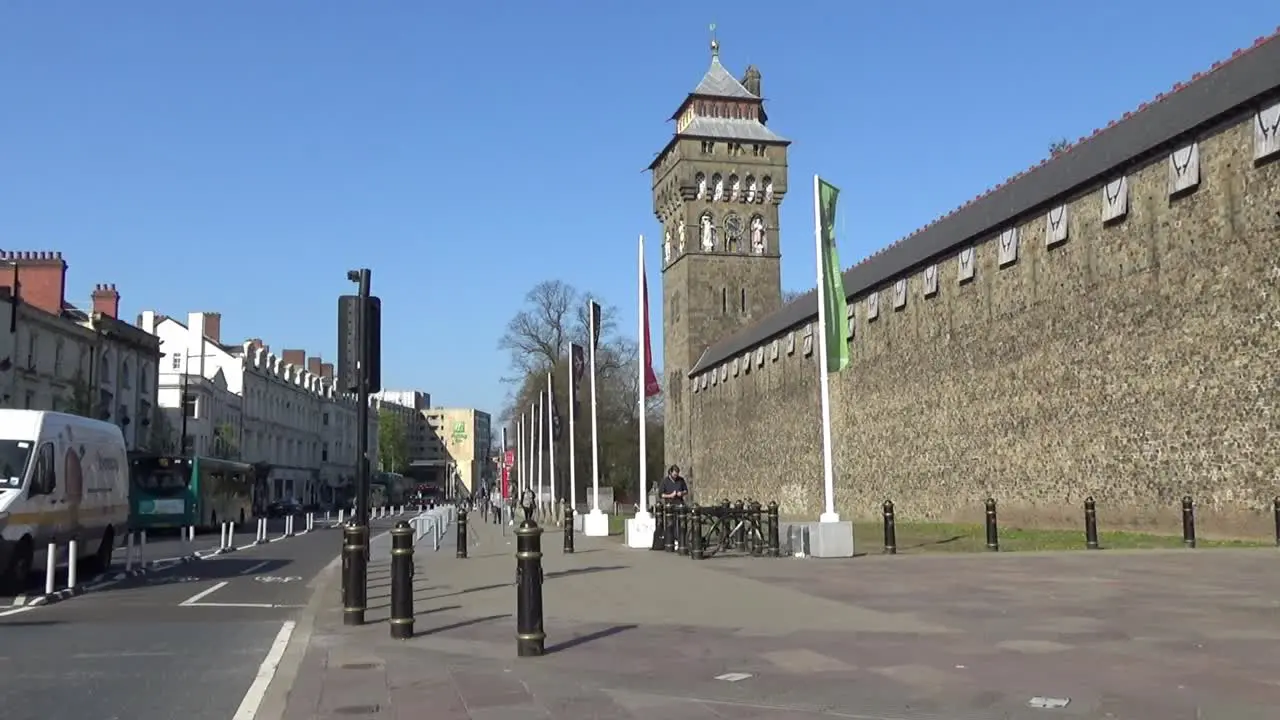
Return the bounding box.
[688,29,1280,376]
[692,57,758,100]
[679,116,788,143]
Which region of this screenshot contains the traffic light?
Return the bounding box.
[337,295,382,394]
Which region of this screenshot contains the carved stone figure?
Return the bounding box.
[730,175,740,201]
[677,222,687,252]
[750,216,766,254]
[695,173,706,200]
[700,214,715,251]
[712,174,724,201]
[763,178,774,203]
[746,176,757,202]
[663,229,672,263]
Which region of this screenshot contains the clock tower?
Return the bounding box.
[649,35,790,472]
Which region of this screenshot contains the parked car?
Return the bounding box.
[266,499,305,518]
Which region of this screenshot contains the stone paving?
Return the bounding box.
[279,516,1280,719]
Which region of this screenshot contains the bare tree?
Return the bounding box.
[782,288,807,305]
[1048,138,1070,156]
[497,280,622,383]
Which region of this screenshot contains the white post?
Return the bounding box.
[220,522,228,550]
[636,233,650,519]
[67,539,78,589]
[139,529,148,566]
[125,531,135,572]
[568,347,578,515]
[228,521,236,549]
[516,416,524,497]
[589,302,601,513]
[535,397,544,513]
[813,174,840,523]
[44,543,56,595]
[338,508,345,525]
[547,371,557,521]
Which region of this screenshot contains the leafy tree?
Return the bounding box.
[377,408,409,474]
[1049,138,1071,156]
[211,421,240,460]
[64,370,103,420]
[150,410,178,453]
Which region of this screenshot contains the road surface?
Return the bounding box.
[0,517,399,720]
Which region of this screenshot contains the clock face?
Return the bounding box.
[724,213,744,239]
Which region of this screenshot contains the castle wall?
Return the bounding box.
[684,104,1280,535]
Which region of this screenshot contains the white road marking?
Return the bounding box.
[9,594,26,606]
[232,620,297,720]
[715,672,753,682]
[0,605,36,618]
[238,560,271,575]
[72,651,175,659]
[186,602,304,609]
[178,581,228,606]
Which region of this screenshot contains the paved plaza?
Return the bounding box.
[273,518,1280,719]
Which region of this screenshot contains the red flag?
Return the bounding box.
[642,267,662,398]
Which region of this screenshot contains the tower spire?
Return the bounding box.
[709,23,719,60]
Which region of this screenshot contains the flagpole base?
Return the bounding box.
[583,509,610,537]
[625,512,654,549]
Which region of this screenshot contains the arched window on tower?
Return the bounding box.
[695,173,706,200]
[711,174,724,201]
[729,174,740,202]
[763,176,774,204]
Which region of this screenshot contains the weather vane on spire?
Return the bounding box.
[709,23,719,59]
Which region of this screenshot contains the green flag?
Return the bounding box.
[817,178,850,373]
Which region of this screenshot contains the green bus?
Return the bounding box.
[128,454,255,531]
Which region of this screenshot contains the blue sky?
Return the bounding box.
[1,2,1269,417]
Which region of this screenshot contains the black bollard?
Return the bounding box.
[562,501,575,554]
[1274,497,1279,547]
[677,504,690,556]
[984,498,999,552]
[341,522,368,626]
[1084,497,1099,550]
[690,504,704,560]
[670,499,680,548]
[515,494,546,657]
[750,501,764,556]
[456,506,469,559]
[882,500,897,555]
[389,521,415,639]
[650,502,666,551]
[766,501,780,557]
[1181,496,1196,548]
[732,500,746,549]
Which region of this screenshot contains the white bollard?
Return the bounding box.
[125,531,135,572]
[44,543,56,595]
[285,515,293,537]
[325,510,331,523]
[220,522,228,550]
[258,518,267,543]
[227,522,236,550]
[338,508,345,525]
[188,526,196,544]
[66,539,78,590]
[305,512,313,532]
[140,529,148,567]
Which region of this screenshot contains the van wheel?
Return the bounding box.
[91,528,115,574]
[0,538,33,596]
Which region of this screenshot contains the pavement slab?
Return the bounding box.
[271,517,1280,720]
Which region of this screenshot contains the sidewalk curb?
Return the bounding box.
[251,528,391,720]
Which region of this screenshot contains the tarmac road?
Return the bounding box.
[0,518,399,720]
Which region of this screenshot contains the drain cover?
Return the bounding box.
[333,704,381,715]
[340,662,380,670]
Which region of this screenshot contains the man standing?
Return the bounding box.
[659,465,688,506]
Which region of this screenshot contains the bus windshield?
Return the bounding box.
[0,440,34,489]
[134,469,189,496]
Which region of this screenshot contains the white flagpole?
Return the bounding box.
[536,396,544,512]
[526,407,534,499]
[515,417,523,497]
[813,174,839,523]
[636,234,650,519]
[588,299,602,514]
[568,351,578,514]
[547,371,557,520]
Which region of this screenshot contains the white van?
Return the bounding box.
[0,410,130,593]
